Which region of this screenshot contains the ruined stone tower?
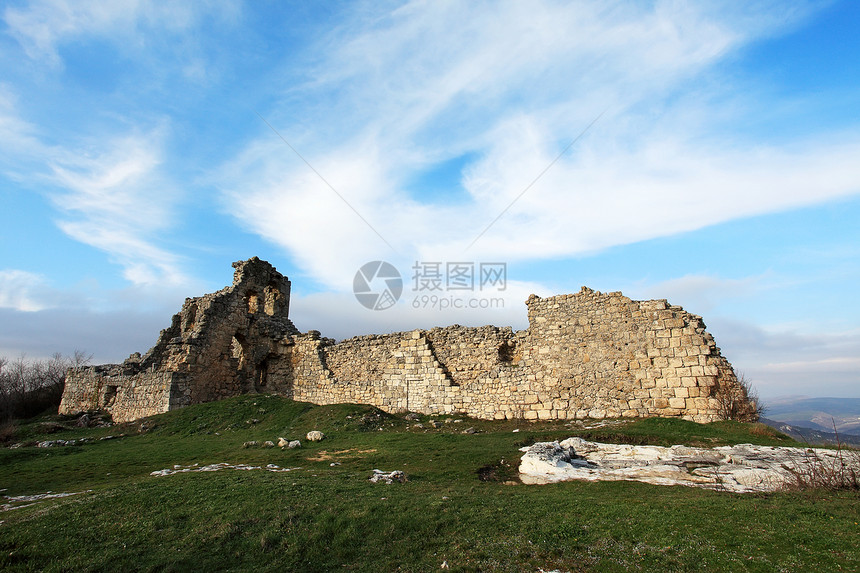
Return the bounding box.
[60,258,758,424]
[59,257,300,421]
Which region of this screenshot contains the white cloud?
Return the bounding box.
[290,277,550,341]
[705,317,860,399]
[47,128,191,287]
[217,2,859,294]
[0,85,191,288]
[1,0,854,405]
[0,84,44,160]
[625,274,765,315]
[0,270,51,312]
[2,0,238,67]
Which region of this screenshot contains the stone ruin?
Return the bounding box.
[59,257,758,424]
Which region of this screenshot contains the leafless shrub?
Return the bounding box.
[781,421,860,491]
[714,369,762,422]
[0,421,19,444]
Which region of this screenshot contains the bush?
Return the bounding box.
[0,421,18,445]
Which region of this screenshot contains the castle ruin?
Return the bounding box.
[59,257,757,423]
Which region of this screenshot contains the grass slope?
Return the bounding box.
[1,396,858,572]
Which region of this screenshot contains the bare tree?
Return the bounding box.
[714,369,762,422]
[0,351,91,422]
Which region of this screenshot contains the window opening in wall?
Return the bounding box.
[246,292,259,314]
[103,385,118,407]
[255,359,268,391]
[264,283,281,316]
[498,341,516,363]
[232,334,248,370]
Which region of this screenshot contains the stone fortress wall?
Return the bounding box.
[59,258,757,424]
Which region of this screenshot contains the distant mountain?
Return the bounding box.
[760,418,860,447]
[763,397,860,437]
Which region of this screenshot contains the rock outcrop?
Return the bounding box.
[519,438,859,492]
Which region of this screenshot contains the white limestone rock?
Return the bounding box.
[519,437,859,493]
[369,469,407,484]
[306,430,325,442]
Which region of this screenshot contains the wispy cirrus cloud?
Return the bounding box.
[46,127,192,287]
[0,85,190,287]
[0,84,47,167]
[3,0,239,67]
[217,1,858,293]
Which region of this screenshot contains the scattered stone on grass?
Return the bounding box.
[369,469,407,484]
[306,430,325,442]
[150,463,301,477]
[1,490,92,514]
[36,438,91,448]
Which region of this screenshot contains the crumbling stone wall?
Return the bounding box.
[57,363,177,423]
[516,289,755,421]
[59,257,299,422]
[59,259,757,424]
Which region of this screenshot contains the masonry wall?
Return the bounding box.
[57,364,177,422]
[517,289,747,421]
[281,288,756,423]
[58,258,756,424]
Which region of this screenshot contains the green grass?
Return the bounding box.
[1,396,858,572]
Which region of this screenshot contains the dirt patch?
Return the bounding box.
[477,458,518,483]
[306,448,377,462]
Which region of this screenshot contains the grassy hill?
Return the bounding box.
[1,396,858,572]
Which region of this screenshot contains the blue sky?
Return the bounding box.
[1,1,858,402]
